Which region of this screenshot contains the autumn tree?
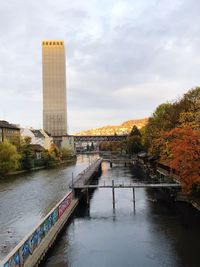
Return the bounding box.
[61,148,73,159]
[42,144,61,166]
[161,126,200,192]
[178,87,200,129]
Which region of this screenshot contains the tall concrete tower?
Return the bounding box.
[42,40,67,136]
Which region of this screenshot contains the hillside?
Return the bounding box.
[75,118,148,136]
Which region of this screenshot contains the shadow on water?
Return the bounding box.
[43,163,200,267]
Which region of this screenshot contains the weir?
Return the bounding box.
[0,158,102,267]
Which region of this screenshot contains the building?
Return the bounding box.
[53,135,75,152]
[30,144,45,160]
[20,128,53,150]
[0,120,20,145]
[42,40,67,136]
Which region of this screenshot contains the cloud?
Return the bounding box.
[0,0,200,133]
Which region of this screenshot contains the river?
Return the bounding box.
[44,161,200,267]
[0,155,96,259]
[1,158,200,266]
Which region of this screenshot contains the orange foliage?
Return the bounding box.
[163,126,200,192]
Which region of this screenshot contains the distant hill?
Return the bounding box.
[75,118,148,136]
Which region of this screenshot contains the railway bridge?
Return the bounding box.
[74,135,127,142]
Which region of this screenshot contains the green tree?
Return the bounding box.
[126,136,143,154]
[91,142,94,151]
[0,141,21,175]
[126,126,143,154]
[19,136,34,170]
[130,125,141,137]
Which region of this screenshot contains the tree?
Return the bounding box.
[178,87,200,129]
[0,141,21,175]
[91,142,94,151]
[161,126,200,192]
[19,136,34,170]
[130,125,141,137]
[99,142,112,151]
[61,148,73,159]
[126,136,143,154]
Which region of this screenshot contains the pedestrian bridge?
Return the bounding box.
[71,180,181,189]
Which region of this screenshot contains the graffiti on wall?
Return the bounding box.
[58,193,72,218]
[4,251,20,267]
[3,192,71,267]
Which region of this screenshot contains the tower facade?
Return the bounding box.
[42,40,67,136]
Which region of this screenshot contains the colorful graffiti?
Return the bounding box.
[58,193,72,218]
[2,191,72,267]
[4,251,20,267]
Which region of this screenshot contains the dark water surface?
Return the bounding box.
[44,162,200,267]
[0,155,94,259]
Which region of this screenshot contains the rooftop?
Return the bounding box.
[0,120,20,130]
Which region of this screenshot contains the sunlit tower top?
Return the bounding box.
[42,40,67,136]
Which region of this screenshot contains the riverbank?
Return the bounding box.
[136,159,200,213]
[0,155,91,260]
[0,158,102,267]
[0,156,77,178]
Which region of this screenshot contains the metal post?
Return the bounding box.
[112,180,115,210]
[71,172,74,198]
[86,187,89,205]
[133,187,136,213]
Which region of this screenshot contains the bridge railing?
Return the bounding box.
[72,179,181,189]
[0,190,73,267]
[69,158,102,188]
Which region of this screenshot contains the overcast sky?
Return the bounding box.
[0,0,200,133]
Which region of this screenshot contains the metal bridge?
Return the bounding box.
[73,135,127,142]
[71,180,181,190]
[70,172,181,211]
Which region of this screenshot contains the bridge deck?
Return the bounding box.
[71,181,180,189]
[72,158,103,188]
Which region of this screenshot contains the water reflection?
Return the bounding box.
[0,155,93,259]
[44,162,200,267]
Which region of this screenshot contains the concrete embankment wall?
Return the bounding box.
[0,191,77,267]
[0,158,102,267]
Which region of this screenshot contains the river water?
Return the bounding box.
[44,162,200,267]
[1,158,200,266]
[0,155,95,259]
